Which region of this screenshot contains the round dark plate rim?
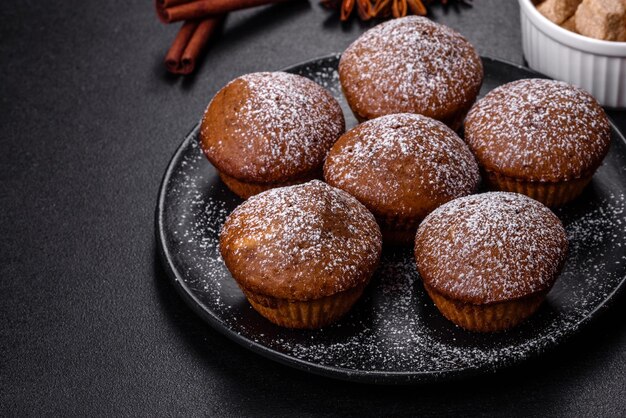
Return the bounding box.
[155,55,626,384]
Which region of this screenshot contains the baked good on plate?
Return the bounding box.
[339,16,483,130]
[324,113,480,245]
[464,78,611,207]
[414,192,568,332]
[219,180,382,329]
[200,72,345,198]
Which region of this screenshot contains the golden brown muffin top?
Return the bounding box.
[464,79,611,182]
[415,192,568,305]
[339,16,483,123]
[219,180,382,301]
[324,113,480,220]
[201,72,344,183]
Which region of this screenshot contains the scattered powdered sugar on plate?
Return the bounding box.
[158,57,626,382]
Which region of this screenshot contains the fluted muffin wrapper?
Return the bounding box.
[483,169,593,208]
[219,170,322,199]
[241,283,367,329]
[424,284,547,333]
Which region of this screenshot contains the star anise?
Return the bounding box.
[321,0,374,20]
[321,0,472,21]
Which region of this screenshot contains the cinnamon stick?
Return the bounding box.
[156,0,192,22]
[165,20,198,73]
[158,0,191,8]
[157,0,294,24]
[164,17,223,74]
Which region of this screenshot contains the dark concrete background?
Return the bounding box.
[1,0,625,416]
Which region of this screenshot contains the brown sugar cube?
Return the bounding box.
[537,0,583,24]
[575,0,626,41]
[561,15,579,32]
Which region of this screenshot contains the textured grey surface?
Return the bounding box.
[1,0,625,416]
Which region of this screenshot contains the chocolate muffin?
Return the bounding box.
[324,113,480,245]
[464,78,611,207]
[219,180,382,329]
[200,72,345,198]
[339,16,483,130]
[414,192,568,332]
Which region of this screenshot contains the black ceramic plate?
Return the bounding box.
[156,55,626,384]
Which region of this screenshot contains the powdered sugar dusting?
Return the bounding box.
[160,58,626,382]
[164,124,626,380]
[339,16,482,119]
[415,192,568,304]
[465,78,611,181]
[220,180,382,299]
[202,71,344,181]
[325,113,479,216]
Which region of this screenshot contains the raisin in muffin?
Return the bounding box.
[201,72,345,198]
[219,180,382,329]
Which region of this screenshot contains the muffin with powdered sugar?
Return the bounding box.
[415,192,568,332]
[201,72,344,198]
[339,16,483,130]
[220,180,382,329]
[325,113,480,245]
[464,78,611,207]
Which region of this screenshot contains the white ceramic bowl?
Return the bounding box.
[519,0,626,108]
